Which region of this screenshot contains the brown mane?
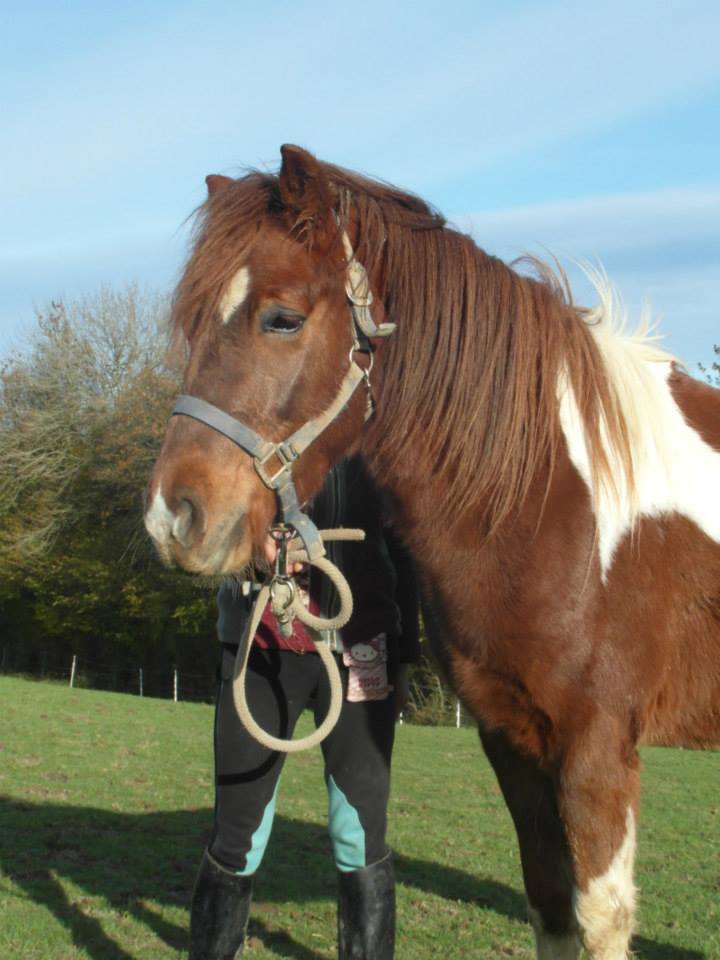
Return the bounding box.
[174,161,634,533]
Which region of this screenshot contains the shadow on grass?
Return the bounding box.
[0,797,705,960]
[631,940,705,960]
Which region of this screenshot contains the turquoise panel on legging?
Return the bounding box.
[327,774,366,872]
[236,780,280,876]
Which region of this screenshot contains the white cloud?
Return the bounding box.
[455,187,720,260]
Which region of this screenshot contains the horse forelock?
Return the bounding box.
[170,163,443,349]
[170,172,279,351]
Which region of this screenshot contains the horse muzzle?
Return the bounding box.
[144,482,251,575]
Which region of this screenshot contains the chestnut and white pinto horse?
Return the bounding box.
[145,145,720,960]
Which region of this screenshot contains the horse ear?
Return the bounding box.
[205,174,234,197]
[279,144,334,233]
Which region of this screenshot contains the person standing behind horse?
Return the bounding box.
[189,454,420,960]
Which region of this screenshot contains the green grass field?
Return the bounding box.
[0,675,717,960]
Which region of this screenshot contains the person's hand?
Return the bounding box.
[263,534,305,574]
[394,663,410,719]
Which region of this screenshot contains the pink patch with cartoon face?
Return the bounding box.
[343,634,391,702]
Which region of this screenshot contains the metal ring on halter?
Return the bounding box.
[348,343,375,372]
[269,576,295,610]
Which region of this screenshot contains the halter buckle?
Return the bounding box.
[254,442,298,488]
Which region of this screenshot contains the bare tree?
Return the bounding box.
[0,287,174,570]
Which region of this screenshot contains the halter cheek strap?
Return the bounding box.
[172,360,365,560]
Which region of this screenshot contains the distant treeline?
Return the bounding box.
[0,287,218,681]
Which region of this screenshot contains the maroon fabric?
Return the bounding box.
[254,580,321,653]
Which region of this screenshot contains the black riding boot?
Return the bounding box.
[337,850,395,959]
[188,849,253,960]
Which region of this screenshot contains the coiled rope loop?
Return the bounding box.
[232,528,364,753]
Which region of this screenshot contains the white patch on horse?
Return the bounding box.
[144,487,175,545]
[219,267,250,324]
[527,904,581,960]
[575,807,636,960]
[558,272,720,577]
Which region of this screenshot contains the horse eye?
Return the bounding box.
[260,308,305,335]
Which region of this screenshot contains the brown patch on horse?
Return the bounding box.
[607,512,720,749]
[669,363,720,451]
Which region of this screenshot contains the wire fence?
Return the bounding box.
[0,645,216,703]
[0,645,476,727]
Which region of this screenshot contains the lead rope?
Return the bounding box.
[231,528,364,753]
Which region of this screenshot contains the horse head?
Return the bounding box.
[144,146,384,575]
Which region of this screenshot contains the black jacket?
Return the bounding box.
[216,455,420,662]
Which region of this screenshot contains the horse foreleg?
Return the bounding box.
[479,726,581,960]
[557,720,640,960]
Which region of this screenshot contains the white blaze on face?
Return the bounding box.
[575,807,637,960]
[144,487,175,546]
[219,267,251,325]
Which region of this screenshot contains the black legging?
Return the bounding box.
[210,645,396,876]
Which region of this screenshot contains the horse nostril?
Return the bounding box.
[172,498,200,546]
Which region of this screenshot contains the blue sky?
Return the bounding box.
[2,0,719,368]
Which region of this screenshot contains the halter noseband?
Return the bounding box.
[171,231,394,561]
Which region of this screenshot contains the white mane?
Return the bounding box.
[559,267,720,576]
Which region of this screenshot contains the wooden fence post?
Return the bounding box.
[69,655,77,688]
